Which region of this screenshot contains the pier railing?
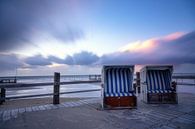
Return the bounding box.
[1,73,195,104]
[0,73,101,104]
[172,73,195,79]
[172,73,195,86]
[0,80,101,88]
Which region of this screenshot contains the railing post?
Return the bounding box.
[136,72,140,94]
[0,88,6,104]
[53,72,60,104]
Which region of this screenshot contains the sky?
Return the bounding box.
[0,0,195,76]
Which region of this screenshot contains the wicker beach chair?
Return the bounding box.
[140,65,177,104]
[101,65,137,109]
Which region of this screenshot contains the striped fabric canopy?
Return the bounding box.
[146,70,173,93]
[104,68,134,97]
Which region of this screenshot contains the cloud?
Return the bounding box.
[25,55,52,66]
[99,31,195,65]
[47,56,65,64]
[0,54,23,72]
[71,51,99,65]
[1,30,195,75]
[59,51,99,65]
[0,0,84,52]
[24,51,99,66]
[64,55,74,65]
[118,32,185,53]
[19,31,195,68]
[48,51,100,65]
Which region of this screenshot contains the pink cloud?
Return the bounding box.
[100,31,195,65]
[163,32,185,41]
[118,32,186,54]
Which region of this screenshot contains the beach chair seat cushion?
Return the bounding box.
[105,92,134,97]
[147,89,174,93]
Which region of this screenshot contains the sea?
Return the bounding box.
[1,74,195,99]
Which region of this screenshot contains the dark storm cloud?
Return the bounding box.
[0,54,23,71]
[0,0,84,52]
[25,55,52,66]
[99,31,195,65]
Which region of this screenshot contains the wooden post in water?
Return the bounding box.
[53,72,60,104]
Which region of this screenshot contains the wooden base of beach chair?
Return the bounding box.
[104,96,137,108]
[147,93,178,104]
[147,93,162,104]
[162,93,178,104]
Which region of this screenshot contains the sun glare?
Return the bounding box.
[119,39,156,53]
[48,63,64,68]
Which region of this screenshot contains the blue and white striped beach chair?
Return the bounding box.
[101,65,137,109]
[140,65,177,103]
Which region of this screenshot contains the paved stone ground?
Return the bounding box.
[0,93,195,129]
[0,98,99,121]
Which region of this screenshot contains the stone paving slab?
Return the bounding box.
[0,98,100,122]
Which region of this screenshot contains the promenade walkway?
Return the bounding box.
[0,93,195,129]
[0,98,100,121]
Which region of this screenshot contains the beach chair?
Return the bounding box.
[101,65,137,109]
[140,65,177,104]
